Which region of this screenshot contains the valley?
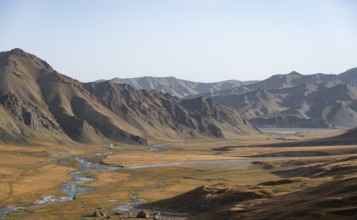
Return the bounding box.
[0,49,356,219]
[2,128,357,219]
[1,0,356,217]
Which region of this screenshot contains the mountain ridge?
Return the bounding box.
[0,48,258,144]
[211,82,357,128]
[108,76,257,98]
[186,68,357,98]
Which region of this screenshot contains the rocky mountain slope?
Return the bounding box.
[104,68,357,128]
[211,83,357,128]
[0,48,257,144]
[84,81,257,140]
[188,69,357,98]
[109,76,256,98]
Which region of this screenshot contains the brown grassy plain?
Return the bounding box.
[2,129,357,219]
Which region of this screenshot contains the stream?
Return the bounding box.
[0,144,277,218]
[0,145,164,218]
[0,155,122,218]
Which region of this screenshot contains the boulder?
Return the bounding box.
[153,213,160,220]
[152,211,160,220]
[136,210,150,218]
[93,208,106,217]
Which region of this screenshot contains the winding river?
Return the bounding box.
[0,144,276,218]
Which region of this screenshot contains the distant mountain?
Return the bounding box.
[211,83,357,128]
[339,68,357,84]
[188,69,357,98]
[0,48,258,144]
[109,76,257,98]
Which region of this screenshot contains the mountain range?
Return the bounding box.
[1,48,355,143]
[108,77,256,98]
[185,69,357,98]
[0,48,257,144]
[109,68,357,128]
[211,83,357,128]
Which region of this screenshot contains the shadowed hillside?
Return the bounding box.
[148,128,357,219]
[153,175,357,220]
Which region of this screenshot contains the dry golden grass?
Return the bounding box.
[138,164,279,202]
[0,154,45,167]
[84,172,130,188]
[6,163,75,205]
[0,142,105,206]
[0,182,10,199]
[3,128,355,219]
[104,152,238,166]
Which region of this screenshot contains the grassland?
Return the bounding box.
[1,128,357,219]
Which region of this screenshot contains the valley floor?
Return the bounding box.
[1,128,357,219]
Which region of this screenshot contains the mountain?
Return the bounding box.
[109,76,256,98]
[211,83,357,128]
[0,48,258,144]
[84,81,257,140]
[188,69,357,98]
[339,67,357,85]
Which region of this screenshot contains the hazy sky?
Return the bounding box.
[1,0,357,82]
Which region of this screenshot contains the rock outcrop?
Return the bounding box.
[0,92,61,132]
[136,210,150,218]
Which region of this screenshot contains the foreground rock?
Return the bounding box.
[92,208,106,217]
[136,210,150,218]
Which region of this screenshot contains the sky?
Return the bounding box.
[1,0,357,82]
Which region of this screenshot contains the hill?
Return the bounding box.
[0,48,258,144]
[151,175,357,220]
[147,128,357,219]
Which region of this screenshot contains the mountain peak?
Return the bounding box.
[339,67,357,84]
[2,48,54,72]
[288,71,302,75]
[9,48,28,57]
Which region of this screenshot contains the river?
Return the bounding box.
[0,144,278,218]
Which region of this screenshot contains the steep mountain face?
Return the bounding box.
[190,69,357,98]
[0,48,257,144]
[0,48,147,144]
[109,76,256,98]
[212,83,357,128]
[84,82,257,139]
